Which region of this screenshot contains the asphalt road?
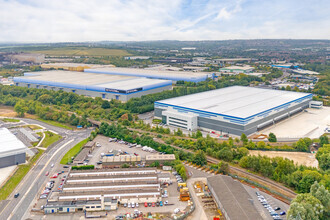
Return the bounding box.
[0,118,91,220]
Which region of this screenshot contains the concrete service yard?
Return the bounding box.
[249,150,318,168]
[0,165,17,187]
[261,107,330,139]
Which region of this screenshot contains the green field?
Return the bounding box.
[38,131,62,148]
[60,138,89,165]
[0,149,44,200]
[26,47,131,57]
[37,118,73,130]
[1,118,20,123]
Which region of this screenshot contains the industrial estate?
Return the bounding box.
[0,40,329,220]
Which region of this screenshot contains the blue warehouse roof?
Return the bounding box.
[13,70,172,95]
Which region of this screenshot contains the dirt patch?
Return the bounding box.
[249,150,318,168]
[0,105,37,119]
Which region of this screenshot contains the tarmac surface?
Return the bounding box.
[0,118,91,220]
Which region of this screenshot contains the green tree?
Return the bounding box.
[310,181,330,218]
[14,101,27,117]
[240,133,248,144]
[218,162,229,174]
[320,135,329,147]
[268,133,277,142]
[217,147,233,162]
[316,144,330,170]
[101,100,110,109]
[295,139,309,152]
[195,130,203,138]
[288,193,324,220]
[192,150,207,166]
[298,170,323,193]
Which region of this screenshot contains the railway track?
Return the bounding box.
[168,143,297,200]
[205,156,297,199]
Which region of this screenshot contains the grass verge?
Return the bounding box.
[1,118,20,123]
[0,149,44,200]
[37,118,72,130]
[60,138,89,165]
[38,131,62,148]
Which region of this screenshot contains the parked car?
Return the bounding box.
[136,203,139,208]
[156,202,160,206]
[45,171,49,176]
[159,201,163,206]
[131,203,135,208]
[280,211,286,215]
[51,163,54,168]
[152,202,155,207]
[14,193,20,198]
[164,200,168,205]
[144,202,148,207]
[148,203,152,207]
[127,203,131,208]
[274,207,281,211]
[63,165,69,168]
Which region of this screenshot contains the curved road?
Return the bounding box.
[0,118,91,220]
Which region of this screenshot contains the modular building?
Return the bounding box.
[85,67,213,82]
[44,168,161,214]
[154,86,312,135]
[13,70,172,102]
[0,128,27,168]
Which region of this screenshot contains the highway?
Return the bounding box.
[0,118,91,220]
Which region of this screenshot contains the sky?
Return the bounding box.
[0,0,329,42]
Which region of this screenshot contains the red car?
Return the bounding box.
[152,202,155,207]
[144,202,148,207]
[45,171,49,176]
[51,174,58,178]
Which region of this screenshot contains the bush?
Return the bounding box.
[72,165,94,170]
[268,133,277,142]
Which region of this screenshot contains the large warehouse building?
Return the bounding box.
[13,71,172,102]
[0,128,27,168]
[154,86,312,135]
[85,67,213,82]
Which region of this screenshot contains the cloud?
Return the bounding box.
[0,0,329,42]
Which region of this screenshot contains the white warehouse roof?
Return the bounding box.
[155,86,312,119]
[0,128,27,158]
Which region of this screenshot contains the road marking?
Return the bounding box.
[8,138,75,220]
